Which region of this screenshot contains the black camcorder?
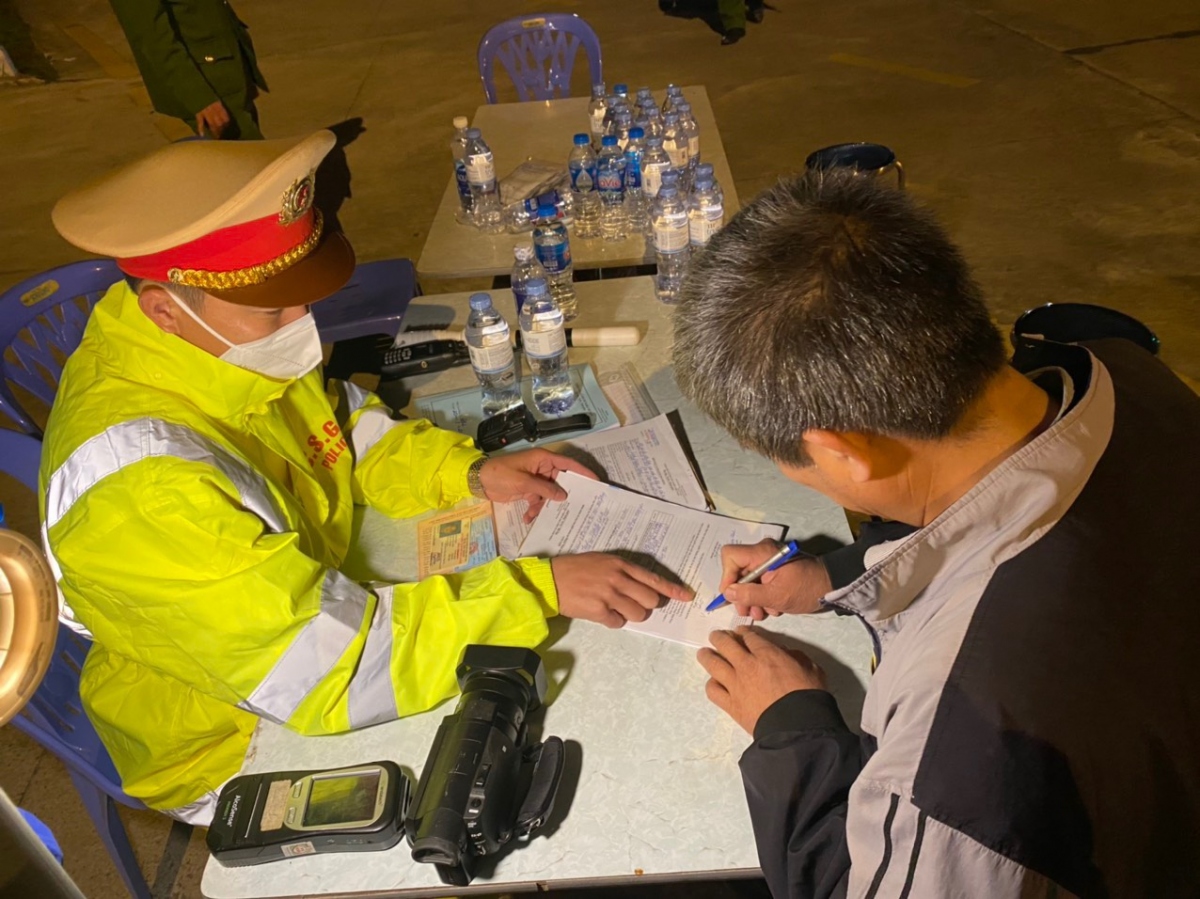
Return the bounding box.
[405,645,565,886]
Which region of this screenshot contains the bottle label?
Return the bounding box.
[689,212,723,246]
[624,155,642,189]
[597,166,624,194]
[512,284,530,313]
[570,163,595,192]
[468,333,515,374]
[655,220,689,252]
[454,161,472,203]
[535,240,571,273]
[664,140,689,169]
[688,136,700,158]
[522,325,567,358]
[465,153,494,185]
[644,162,667,197]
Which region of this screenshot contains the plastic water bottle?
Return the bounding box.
[510,244,547,317]
[465,293,521,417]
[652,185,690,304]
[662,112,689,174]
[676,101,700,171]
[641,104,663,140]
[532,204,578,321]
[635,87,653,110]
[641,136,671,237]
[596,135,627,241]
[568,134,601,239]
[614,108,633,151]
[451,116,473,221]
[587,83,608,148]
[662,84,683,116]
[688,165,724,249]
[623,127,646,237]
[464,128,503,233]
[519,278,577,414]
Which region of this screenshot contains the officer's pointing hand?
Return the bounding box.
[478,449,597,522]
[551,553,693,628]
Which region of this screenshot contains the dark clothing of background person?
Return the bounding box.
[742,339,1200,898]
[108,0,267,139]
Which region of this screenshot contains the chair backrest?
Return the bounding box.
[311,257,420,344]
[0,260,122,437]
[477,14,603,104]
[10,622,139,809]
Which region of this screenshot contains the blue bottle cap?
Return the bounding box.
[466,127,482,139]
[664,112,680,124]
[526,277,548,295]
[693,179,713,191]
[573,133,591,145]
[614,83,628,93]
[629,127,644,140]
[659,186,679,198]
[601,135,618,146]
[661,169,680,185]
[696,163,715,179]
[469,292,493,311]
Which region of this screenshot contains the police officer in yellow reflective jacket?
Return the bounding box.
[43,132,689,825]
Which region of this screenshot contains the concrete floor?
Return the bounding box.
[1,0,1197,896]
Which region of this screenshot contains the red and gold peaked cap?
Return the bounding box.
[51,131,354,308]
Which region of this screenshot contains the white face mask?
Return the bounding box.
[166,291,323,381]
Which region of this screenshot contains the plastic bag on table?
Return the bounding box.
[499,159,572,232]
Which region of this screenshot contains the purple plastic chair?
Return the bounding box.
[477,14,603,104]
[0,260,122,437]
[0,428,156,899]
[312,257,420,342]
[10,623,156,899]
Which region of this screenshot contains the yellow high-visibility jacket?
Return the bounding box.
[39,282,558,819]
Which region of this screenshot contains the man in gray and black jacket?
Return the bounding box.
[672,172,1200,898]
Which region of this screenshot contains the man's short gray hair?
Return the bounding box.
[126,277,207,311]
[671,171,1005,466]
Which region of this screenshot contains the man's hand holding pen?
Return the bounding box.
[717,538,833,620]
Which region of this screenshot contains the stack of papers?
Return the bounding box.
[415,367,785,646]
[519,472,781,646]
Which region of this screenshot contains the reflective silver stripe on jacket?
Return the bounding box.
[347,585,398,728]
[43,418,289,635]
[331,378,399,460]
[238,568,372,725]
[44,417,287,533]
[332,379,370,427]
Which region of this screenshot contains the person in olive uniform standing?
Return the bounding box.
[109,0,267,139]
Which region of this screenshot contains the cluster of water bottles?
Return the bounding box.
[464,245,577,420]
[573,82,725,303]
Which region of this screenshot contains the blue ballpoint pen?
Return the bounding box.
[705,540,803,612]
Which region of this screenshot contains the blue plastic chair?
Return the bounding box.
[0,260,122,437]
[0,428,156,899]
[312,257,420,342]
[10,624,155,899]
[477,13,603,104]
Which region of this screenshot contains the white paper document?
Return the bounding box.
[495,413,710,559]
[519,471,784,646]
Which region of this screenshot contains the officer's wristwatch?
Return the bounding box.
[467,455,490,499]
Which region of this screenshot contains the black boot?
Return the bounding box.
[721,27,746,44]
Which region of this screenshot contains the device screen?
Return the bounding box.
[303,771,381,827]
